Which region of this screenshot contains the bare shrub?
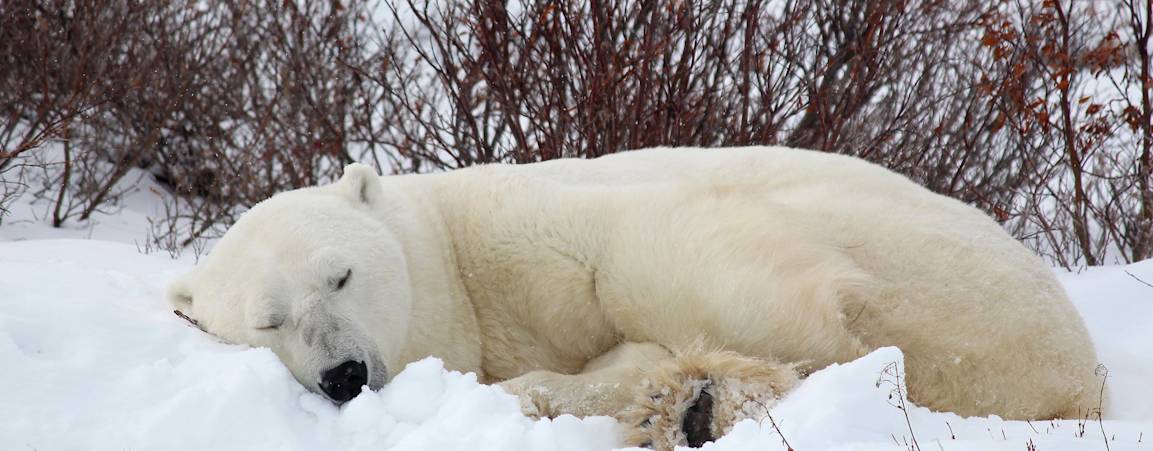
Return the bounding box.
[0,0,117,223]
[378,1,999,165]
[1,0,385,247]
[1,0,1149,266]
[376,0,1030,201]
[1104,0,1153,263]
[971,0,1152,267]
[366,0,1152,267]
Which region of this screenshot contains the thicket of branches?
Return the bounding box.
[1,0,1150,267]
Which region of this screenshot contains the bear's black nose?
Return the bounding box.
[319,360,368,403]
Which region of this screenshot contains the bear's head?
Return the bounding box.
[166,164,410,403]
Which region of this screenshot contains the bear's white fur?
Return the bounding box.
[169,146,1100,449]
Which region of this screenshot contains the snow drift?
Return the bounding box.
[1,227,1150,450]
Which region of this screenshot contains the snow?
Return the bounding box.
[1,190,1150,451]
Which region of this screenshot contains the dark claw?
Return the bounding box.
[682,388,715,448]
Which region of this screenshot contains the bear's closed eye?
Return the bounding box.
[334,269,352,291]
[257,313,286,330]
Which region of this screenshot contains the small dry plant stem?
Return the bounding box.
[764,411,795,451]
[751,397,794,451]
[1124,271,1153,289]
[878,361,921,451]
[1095,364,1110,451]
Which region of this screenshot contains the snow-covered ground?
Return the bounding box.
[1,190,1150,451]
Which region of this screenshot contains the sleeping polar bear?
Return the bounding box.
[167,146,1100,449]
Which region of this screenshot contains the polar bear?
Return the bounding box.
[167,146,1100,449]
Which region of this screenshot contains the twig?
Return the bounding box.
[878,361,922,451]
[1095,364,1110,451]
[750,398,794,451]
[174,310,207,333]
[1124,271,1153,289]
[764,411,795,451]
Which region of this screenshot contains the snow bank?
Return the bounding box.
[1060,263,1153,420]
[1,214,1150,450]
[709,345,1149,451]
[0,240,619,451]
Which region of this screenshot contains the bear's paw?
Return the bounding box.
[620,350,798,450]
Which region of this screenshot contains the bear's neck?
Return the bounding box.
[370,174,487,379]
[416,166,624,380]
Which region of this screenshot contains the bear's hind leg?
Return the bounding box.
[621,347,798,450]
[499,342,798,450]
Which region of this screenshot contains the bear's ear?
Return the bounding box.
[337,163,384,207]
[167,274,195,311]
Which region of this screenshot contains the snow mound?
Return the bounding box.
[708,345,1149,451]
[0,240,619,451]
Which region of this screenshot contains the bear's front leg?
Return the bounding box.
[620,349,799,450]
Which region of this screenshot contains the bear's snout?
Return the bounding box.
[319,360,368,403]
